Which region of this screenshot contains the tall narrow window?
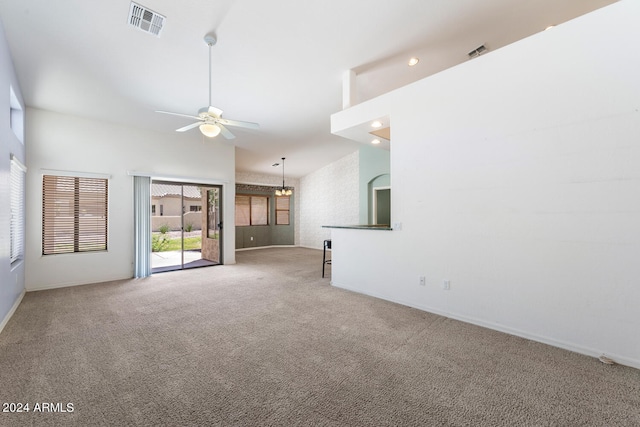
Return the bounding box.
[42,175,108,255]
[207,188,220,239]
[275,196,290,225]
[10,86,24,144]
[10,155,26,263]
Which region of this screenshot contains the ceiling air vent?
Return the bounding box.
[468,44,487,59]
[129,2,165,37]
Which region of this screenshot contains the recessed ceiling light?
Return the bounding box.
[371,139,381,145]
[371,121,382,128]
[408,57,419,67]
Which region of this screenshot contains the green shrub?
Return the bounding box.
[184,223,193,232]
[152,234,169,252]
[158,224,170,234]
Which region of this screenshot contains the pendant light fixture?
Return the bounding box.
[275,157,292,196]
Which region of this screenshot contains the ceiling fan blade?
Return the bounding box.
[157,37,258,141]
[217,123,236,140]
[208,106,223,117]
[176,122,202,132]
[156,110,202,121]
[217,118,260,129]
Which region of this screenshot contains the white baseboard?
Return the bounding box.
[235,245,323,252]
[234,245,325,251]
[0,290,26,335]
[332,281,640,371]
[235,245,298,252]
[298,245,323,250]
[26,275,132,292]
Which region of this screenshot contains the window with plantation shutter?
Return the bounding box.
[275,196,290,225]
[10,155,26,263]
[42,175,108,255]
[235,194,269,226]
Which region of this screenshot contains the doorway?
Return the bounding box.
[151,181,222,273]
[373,186,391,226]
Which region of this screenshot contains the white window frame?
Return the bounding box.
[41,170,111,256]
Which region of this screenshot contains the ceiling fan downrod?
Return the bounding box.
[204,34,217,108]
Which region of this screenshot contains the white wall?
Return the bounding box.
[25,108,236,290]
[330,1,640,368]
[236,171,300,246]
[0,20,26,328]
[299,151,359,249]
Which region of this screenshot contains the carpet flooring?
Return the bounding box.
[0,247,638,426]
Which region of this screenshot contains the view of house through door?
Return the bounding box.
[151,181,222,273]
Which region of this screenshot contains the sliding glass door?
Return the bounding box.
[151,181,222,273]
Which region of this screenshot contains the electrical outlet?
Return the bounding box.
[250,236,254,241]
[419,276,426,286]
[442,280,451,290]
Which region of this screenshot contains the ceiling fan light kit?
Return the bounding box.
[156,34,258,139]
[199,123,221,138]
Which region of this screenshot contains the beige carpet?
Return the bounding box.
[1,247,638,426]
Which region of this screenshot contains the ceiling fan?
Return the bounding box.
[156,34,259,139]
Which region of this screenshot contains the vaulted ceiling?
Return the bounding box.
[0,0,617,177]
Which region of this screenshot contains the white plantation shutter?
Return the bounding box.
[10,155,26,263]
[42,175,108,255]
